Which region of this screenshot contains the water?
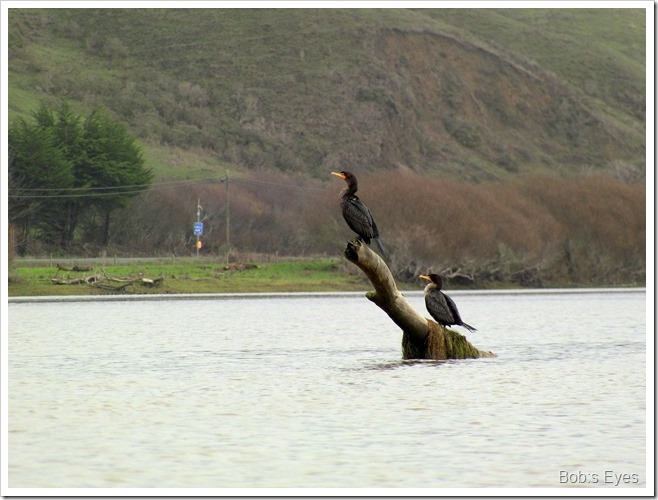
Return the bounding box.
[7,289,648,491]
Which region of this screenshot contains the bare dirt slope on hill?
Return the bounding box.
[371,28,643,180]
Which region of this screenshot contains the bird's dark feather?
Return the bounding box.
[424,290,455,326]
[444,293,464,325]
[340,194,379,243]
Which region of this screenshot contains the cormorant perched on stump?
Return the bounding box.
[420,274,477,333]
[331,170,388,259]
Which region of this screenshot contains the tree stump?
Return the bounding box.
[344,239,494,360]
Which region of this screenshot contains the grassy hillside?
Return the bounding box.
[8,8,646,182]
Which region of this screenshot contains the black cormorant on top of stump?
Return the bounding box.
[331,171,388,260]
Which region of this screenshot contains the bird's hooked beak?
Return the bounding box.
[419,275,432,282]
[331,171,346,180]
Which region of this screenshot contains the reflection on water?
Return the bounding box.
[361,359,449,371]
[8,290,647,490]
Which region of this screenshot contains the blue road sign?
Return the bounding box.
[194,222,204,235]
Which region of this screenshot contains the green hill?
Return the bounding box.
[8,8,646,181]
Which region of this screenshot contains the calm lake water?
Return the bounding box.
[7,289,648,491]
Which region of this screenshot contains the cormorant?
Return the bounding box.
[419,273,477,333]
[331,170,387,258]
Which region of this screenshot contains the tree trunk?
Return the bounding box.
[59,201,79,248]
[102,208,111,247]
[343,239,494,360]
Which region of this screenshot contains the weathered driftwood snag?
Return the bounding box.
[51,269,163,291]
[344,239,494,360]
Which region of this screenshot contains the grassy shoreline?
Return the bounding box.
[7,258,645,297]
[7,259,374,297]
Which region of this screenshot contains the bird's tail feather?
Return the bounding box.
[461,322,477,333]
[373,237,390,262]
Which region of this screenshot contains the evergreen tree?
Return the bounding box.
[8,102,152,251]
[78,109,152,246]
[8,113,74,253]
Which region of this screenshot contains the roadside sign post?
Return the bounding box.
[194,198,203,257]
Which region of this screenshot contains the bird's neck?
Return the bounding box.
[340,183,358,198]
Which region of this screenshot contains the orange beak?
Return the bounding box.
[419,275,431,282]
[331,171,346,180]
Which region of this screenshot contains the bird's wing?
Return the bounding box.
[342,195,379,239]
[443,293,464,324]
[425,290,454,325]
[444,293,476,331]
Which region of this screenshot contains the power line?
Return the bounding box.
[10,189,156,199]
[14,177,219,193]
[16,182,153,192]
[9,174,328,199]
[9,177,223,199]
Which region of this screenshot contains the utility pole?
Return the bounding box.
[225,169,230,265]
[195,197,203,258]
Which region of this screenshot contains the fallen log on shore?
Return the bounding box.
[51,270,163,291]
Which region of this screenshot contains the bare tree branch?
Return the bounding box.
[344,239,494,360]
